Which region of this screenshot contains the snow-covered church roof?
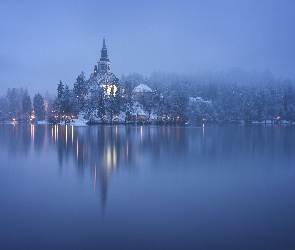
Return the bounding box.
[133,84,152,93]
[189,97,203,102]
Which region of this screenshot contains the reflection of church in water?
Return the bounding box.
[89,38,119,96]
[55,125,134,212]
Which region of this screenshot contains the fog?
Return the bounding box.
[1,0,295,96]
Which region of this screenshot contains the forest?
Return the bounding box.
[0,68,294,124]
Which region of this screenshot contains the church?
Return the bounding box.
[89,38,119,96]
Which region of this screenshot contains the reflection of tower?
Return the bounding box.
[97,131,118,212]
[59,125,136,213]
[99,166,110,212]
[94,164,110,212]
[93,161,115,212]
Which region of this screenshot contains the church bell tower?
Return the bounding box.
[95,38,111,74]
[91,38,118,96]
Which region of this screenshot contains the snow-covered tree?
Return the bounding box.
[105,85,122,123]
[188,97,216,123]
[60,84,76,116]
[55,80,64,112]
[171,92,189,123]
[73,71,88,111]
[282,80,295,121]
[57,80,64,98]
[22,91,32,122]
[33,93,45,121]
[6,88,26,120]
[122,81,134,122]
[0,96,9,121]
[86,86,105,121]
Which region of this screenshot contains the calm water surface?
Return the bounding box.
[0,124,295,249]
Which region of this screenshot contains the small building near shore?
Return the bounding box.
[132,83,153,100]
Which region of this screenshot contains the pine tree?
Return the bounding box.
[0,96,9,122]
[283,81,294,121]
[122,81,134,122]
[33,93,45,121]
[22,91,32,122]
[6,88,25,120]
[56,80,64,113]
[60,85,73,115]
[73,71,88,111]
[87,86,105,121]
[57,80,64,98]
[171,92,189,123]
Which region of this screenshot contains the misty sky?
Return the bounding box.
[1,0,295,96]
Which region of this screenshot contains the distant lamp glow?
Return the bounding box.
[30,112,35,120]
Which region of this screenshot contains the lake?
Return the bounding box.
[1,123,295,249]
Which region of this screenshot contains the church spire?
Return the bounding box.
[96,38,111,74]
[100,38,109,62]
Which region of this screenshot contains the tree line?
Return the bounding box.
[0,68,294,124]
[0,88,46,122]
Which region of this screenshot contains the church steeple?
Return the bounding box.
[96,38,111,74]
[100,38,109,62]
[91,38,118,96]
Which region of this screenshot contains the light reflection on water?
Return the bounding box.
[0,124,295,249]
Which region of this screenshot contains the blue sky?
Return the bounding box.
[1,0,295,96]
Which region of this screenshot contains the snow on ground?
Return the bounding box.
[37,120,47,124]
[56,119,88,126]
[35,112,89,126]
[69,112,88,126]
[252,120,291,124]
[70,119,88,126]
